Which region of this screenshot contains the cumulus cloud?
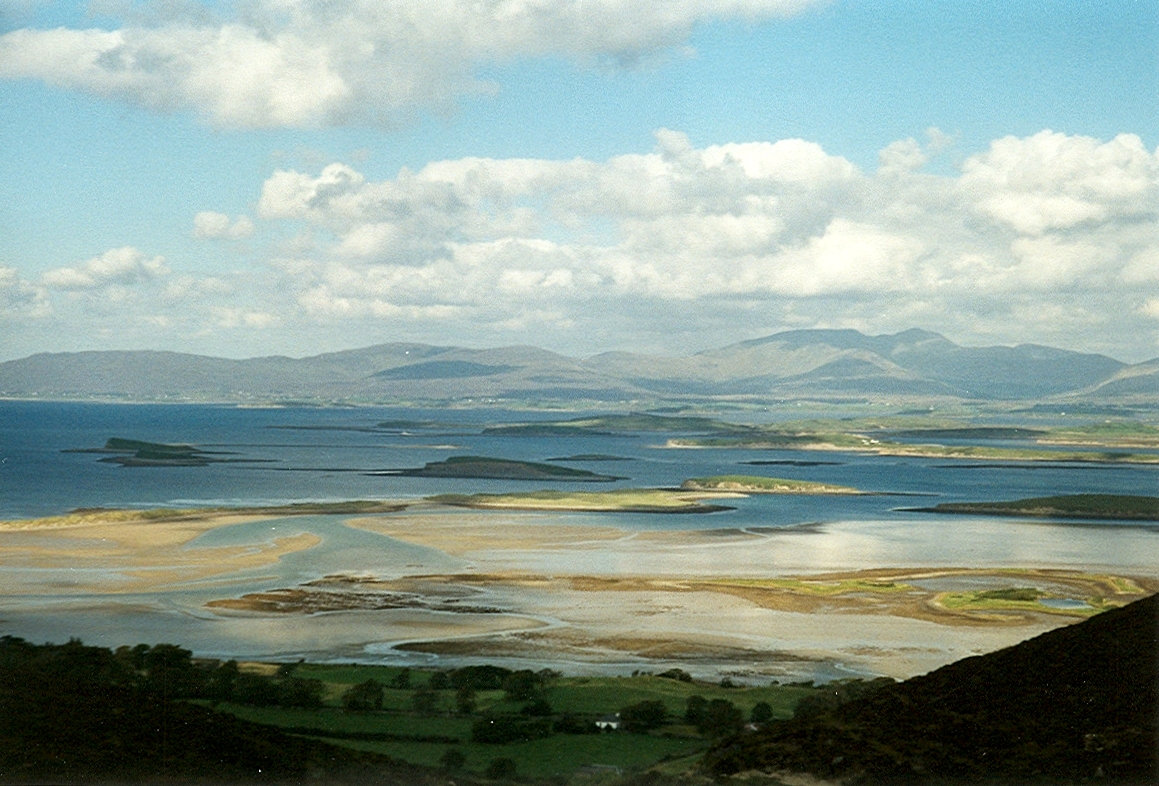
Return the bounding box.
[0,264,49,317]
[193,211,254,239]
[41,246,169,290]
[0,0,821,128]
[246,129,1159,357]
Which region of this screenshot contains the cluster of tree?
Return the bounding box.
[0,636,444,784]
[341,665,560,719]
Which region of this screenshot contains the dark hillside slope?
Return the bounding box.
[704,594,1158,785]
[0,637,459,785]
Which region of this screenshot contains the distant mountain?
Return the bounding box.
[0,330,1150,404]
[704,594,1158,784]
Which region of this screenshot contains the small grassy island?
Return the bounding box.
[380,456,624,482]
[912,494,1159,521]
[429,488,735,513]
[482,412,754,437]
[680,475,862,495]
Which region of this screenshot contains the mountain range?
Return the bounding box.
[1,328,1155,405]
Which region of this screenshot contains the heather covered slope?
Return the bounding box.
[703,594,1159,785]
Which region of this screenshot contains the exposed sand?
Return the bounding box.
[2,505,1155,680]
[0,510,320,593]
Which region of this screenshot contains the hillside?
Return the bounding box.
[0,329,1152,405]
[703,594,1159,785]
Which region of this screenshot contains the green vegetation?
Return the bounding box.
[482,413,755,437]
[390,456,623,482]
[916,494,1159,521]
[428,488,734,513]
[679,475,861,495]
[703,595,1159,785]
[203,664,815,779]
[709,577,914,596]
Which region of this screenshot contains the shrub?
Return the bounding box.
[684,695,707,725]
[485,757,518,780]
[451,665,513,691]
[620,700,667,732]
[278,677,323,708]
[750,701,773,724]
[342,679,384,712]
[439,748,466,771]
[502,670,541,702]
[697,699,744,736]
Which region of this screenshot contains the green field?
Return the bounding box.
[207,668,818,779]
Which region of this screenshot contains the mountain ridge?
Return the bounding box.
[0,329,1152,405]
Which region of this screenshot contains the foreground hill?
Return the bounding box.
[0,637,463,785]
[703,594,1159,785]
[0,328,1152,404]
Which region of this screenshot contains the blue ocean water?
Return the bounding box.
[1,400,1156,527]
[1,400,1157,675]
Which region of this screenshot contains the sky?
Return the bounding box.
[0,0,1156,363]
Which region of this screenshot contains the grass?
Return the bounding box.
[709,578,914,596]
[935,589,1103,616]
[920,494,1159,521]
[428,488,733,513]
[679,475,861,494]
[205,669,818,779]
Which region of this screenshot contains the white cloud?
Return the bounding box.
[193,211,254,239]
[41,247,169,290]
[0,0,822,128]
[960,131,1158,235]
[212,307,278,328]
[0,265,49,318]
[246,129,1159,358]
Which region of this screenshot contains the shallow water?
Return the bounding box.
[1,401,1157,678]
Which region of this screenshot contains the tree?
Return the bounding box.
[502,670,540,702]
[698,699,744,736]
[429,671,450,690]
[439,748,465,771]
[485,757,518,780]
[685,695,708,726]
[278,677,323,708]
[456,686,477,715]
[620,700,667,732]
[390,668,411,689]
[751,701,773,724]
[342,679,384,712]
[411,688,438,715]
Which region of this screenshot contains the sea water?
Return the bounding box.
[1,400,1157,673]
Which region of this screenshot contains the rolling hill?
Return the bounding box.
[0,329,1152,405]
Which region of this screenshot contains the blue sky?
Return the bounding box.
[1,0,1156,362]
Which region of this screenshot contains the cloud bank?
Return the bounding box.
[5,130,1158,360]
[242,129,1158,356]
[0,0,818,127]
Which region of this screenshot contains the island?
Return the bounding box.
[482,412,755,437]
[64,437,269,467]
[908,494,1159,521]
[428,488,736,513]
[680,475,862,494]
[374,455,624,482]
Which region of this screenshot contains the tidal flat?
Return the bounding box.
[1,503,1155,682]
